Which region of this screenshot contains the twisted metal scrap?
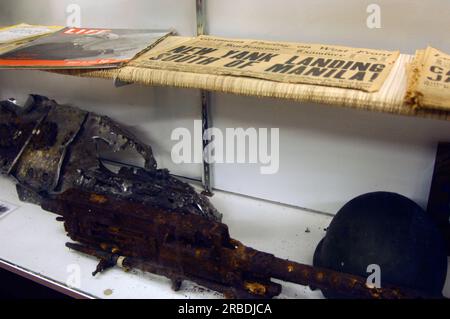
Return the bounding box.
[0,95,220,220]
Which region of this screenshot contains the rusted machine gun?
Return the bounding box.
[42,188,440,299]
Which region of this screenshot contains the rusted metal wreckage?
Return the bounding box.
[0,95,443,299]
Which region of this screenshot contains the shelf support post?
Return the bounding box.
[196,0,213,196]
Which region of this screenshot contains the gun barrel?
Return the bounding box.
[266,255,442,299]
[224,241,442,299]
[66,242,282,299]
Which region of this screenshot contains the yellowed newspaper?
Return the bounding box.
[406,46,450,111]
[0,23,63,55]
[132,35,400,92]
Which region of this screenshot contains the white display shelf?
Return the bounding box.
[0,177,449,299]
[0,177,332,299]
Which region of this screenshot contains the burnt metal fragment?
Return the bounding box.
[0,94,220,221]
[0,96,50,175]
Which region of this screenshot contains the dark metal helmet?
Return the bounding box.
[313,192,448,298]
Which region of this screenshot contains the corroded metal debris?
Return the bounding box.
[0,95,220,220]
[0,95,443,299]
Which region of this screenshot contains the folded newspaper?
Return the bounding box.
[405,46,450,111]
[132,35,400,92]
[0,23,63,55]
[0,26,172,69]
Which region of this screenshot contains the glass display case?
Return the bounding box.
[0,0,449,300]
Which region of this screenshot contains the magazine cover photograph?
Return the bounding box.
[0,26,171,68]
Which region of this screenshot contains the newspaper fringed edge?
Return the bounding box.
[405,47,450,111]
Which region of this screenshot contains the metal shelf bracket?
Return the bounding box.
[196,0,213,196]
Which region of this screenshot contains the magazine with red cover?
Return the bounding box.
[0,27,173,69]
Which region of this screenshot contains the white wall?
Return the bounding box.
[0,0,196,35]
[207,0,450,54]
[211,94,450,213]
[1,0,450,214]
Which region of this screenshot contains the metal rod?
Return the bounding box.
[196,0,206,36]
[201,91,213,196]
[196,0,213,196]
